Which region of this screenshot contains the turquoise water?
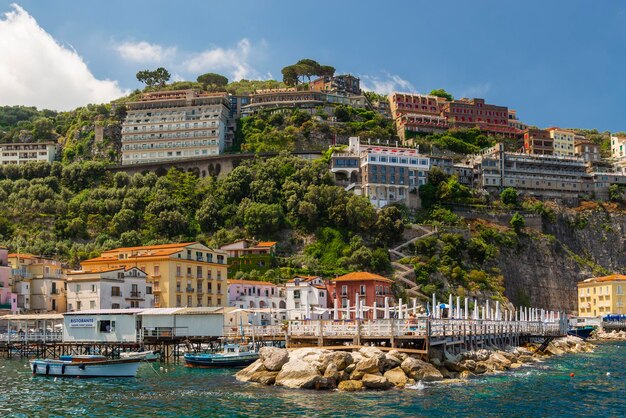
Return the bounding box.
[0,342,624,417]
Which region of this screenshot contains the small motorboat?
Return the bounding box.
[567,325,595,340]
[120,350,161,362]
[184,344,259,368]
[30,356,142,378]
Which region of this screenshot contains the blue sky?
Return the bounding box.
[0,1,625,131]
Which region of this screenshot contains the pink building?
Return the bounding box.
[0,247,17,313]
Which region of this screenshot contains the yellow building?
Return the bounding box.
[80,242,228,308]
[548,128,576,157]
[577,275,626,317]
[9,253,66,313]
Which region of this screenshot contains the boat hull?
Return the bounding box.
[184,353,259,368]
[567,326,595,340]
[30,359,142,378]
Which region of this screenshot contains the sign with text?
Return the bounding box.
[69,317,95,328]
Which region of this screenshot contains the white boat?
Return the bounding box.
[120,350,160,362]
[183,344,259,368]
[30,357,142,378]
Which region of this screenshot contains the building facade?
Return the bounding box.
[121,90,230,165]
[285,276,330,320]
[227,279,286,325]
[523,128,554,155]
[574,139,601,163]
[0,248,16,313]
[577,275,625,317]
[80,243,228,309]
[310,74,361,96]
[388,92,447,142]
[328,272,394,319]
[441,98,521,138]
[331,137,430,208]
[548,128,576,157]
[219,240,277,278]
[0,142,57,165]
[66,267,154,312]
[611,135,626,160]
[9,253,66,313]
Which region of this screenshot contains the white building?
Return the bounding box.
[65,267,153,312]
[611,135,626,160]
[121,90,230,165]
[63,309,143,343]
[227,279,286,325]
[0,142,57,165]
[285,276,330,320]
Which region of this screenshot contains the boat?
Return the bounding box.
[567,317,599,340]
[30,356,142,378]
[120,350,161,362]
[567,325,595,340]
[183,343,259,368]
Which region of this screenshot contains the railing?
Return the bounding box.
[141,327,189,339]
[287,318,568,339]
[185,287,194,293]
[129,291,141,298]
[0,332,63,343]
[223,325,284,338]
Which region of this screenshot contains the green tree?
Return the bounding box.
[197,73,229,87]
[334,105,351,122]
[608,184,623,202]
[430,89,454,101]
[510,212,525,234]
[281,66,299,86]
[136,67,171,88]
[500,187,519,206]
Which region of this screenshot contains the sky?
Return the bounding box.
[0,1,625,131]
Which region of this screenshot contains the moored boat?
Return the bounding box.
[184,344,259,368]
[120,350,160,362]
[30,357,142,378]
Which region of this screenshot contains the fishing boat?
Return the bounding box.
[30,356,142,378]
[183,343,259,368]
[120,350,161,362]
[567,317,599,340]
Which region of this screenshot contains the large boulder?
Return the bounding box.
[473,362,488,374]
[259,347,289,371]
[275,357,322,389]
[459,370,474,379]
[323,363,339,381]
[290,347,327,364]
[235,359,266,382]
[338,380,364,392]
[252,371,279,385]
[359,346,385,361]
[315,376,337,390]
[380,353,402,372]
[444,359,467,373]
[362,373,393,390]
[388,350,408,361]
[350,357,380,380]
[461,359,477,372]
[320,351,353,371]
[401,357,443,382]
[384,367,409,387]
[489,352,512,369]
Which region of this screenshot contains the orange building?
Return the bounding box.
[329,272,394,319]
[523,128,554,155]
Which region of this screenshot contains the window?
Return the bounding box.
[360,285,366,295]
[90,301,96,309]
[111,286,121,297]
[341,285,348,296]
[91,285,96,293]
[99,320,115,333]
[294,290,301,299]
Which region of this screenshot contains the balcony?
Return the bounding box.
[186,287,195,293]
[50,289,61,295]
[129,291,141,298]
[197,288,204,294]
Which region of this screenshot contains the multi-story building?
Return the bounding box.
[285,276,331,320]
[66,267,153,312]
[548,128,576,157]
[121,90,230,165]
[328,272,394,319]
[388,92,448,142]
[441,98,522,138]
[219,240,277,278]
[611,135,626,160]
[0,142,57,165]
[475,143,591,199]
[508,110,528,132]
[80,242,228,309]
[226,94,251,147]
[331,137,430,208]
[574,138,601,163]
[310,74,361,96]
[523,128,554,155]
[9,253,66,313]
[577,274,625,317]
[227,279,286,325]
[0,248,16,313]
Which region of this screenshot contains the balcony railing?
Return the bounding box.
[129,291,141,298]
[111,292,122,297]
[186,287,194,293]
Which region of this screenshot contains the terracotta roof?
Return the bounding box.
[67,266,146,275]
[287,275,320,283]
[101,242,198,254]
[333,272,393,283]
[227,279,277,287]
[580,274,626,284]
[8,253,36,259]
[255,242,277,248]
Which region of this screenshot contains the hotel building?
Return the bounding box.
[227,279,286,325]
[285,276,331,320]
[388,92,448,142]
[548,128,576,158]
[523,128,554,155]
[0,142,57,165]
[9,253,66,313]
[611,135,626,160]
[121,90,230,165]
[441,98,522,138]
[577,275,625,317]
[310,74,361,96]
[66,267,154,311]
[80,243,228,309]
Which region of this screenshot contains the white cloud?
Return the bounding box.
[0,4,127,110]
[115,41,176,64]
[360,72,415,95]
[460,83,491,98]
[182,39,255,81]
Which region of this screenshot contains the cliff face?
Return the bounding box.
[491,207,626,312]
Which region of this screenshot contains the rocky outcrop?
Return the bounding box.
[235,337,595,391]
[594,329,626,341]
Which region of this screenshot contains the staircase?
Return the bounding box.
[389,225,438,301]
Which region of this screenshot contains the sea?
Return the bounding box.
[0,342,624,417]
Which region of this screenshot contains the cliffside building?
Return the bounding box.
[548,128,576,158]
[310,74,361,96]
[0,142,57,165]
[388,92,448,143]
[523,128,554,155]
[121,90,230,165]
[577,275,625,316]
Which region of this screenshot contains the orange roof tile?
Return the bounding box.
[580,274,626,284]
[101,242,198,254]
[255,242,277,248]
[287,275,320,283]
[8,253,36,259]
[333,272,393,283]
[227,279,277,287]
